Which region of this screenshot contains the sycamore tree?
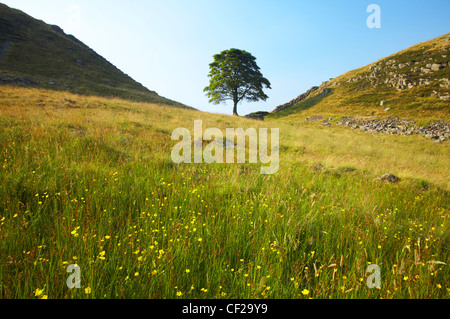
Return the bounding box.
[204,49,271,116]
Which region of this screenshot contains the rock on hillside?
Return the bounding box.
[347,55,449,96]
[272,86,320,113]
[271,33,450,116]
[335,116,450,142]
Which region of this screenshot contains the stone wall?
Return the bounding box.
[336,117,450,142]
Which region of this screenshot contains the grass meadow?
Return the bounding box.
[0,86,449,299]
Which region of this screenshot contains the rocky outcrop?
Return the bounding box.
[51,25,84,46]
[336,116,450,142]
[272,86,320,113]
[347,57,450,92]
[245,111,269,120]
[0,76,39,86]
[271,34,450,116]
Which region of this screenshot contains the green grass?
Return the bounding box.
[0,86,449,299]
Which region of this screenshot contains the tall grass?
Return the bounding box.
[0,86,449,299]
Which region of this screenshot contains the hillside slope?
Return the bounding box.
[0,3,187,107]
[1,85,449,300]
[269,33,450,122]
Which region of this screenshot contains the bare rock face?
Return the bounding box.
[272,86,319,113]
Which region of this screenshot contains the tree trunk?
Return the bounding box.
[233,90,239,116]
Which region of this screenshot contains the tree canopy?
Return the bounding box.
[204,49,271,116]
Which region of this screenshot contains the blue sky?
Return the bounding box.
[2,0,450,115]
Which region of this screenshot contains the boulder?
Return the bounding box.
[245,111,269,121]
[419,78,431,86]
[439,78,450,88]
[312,162,324,171]
[305,115,323,122]
[378,174,401,183]
[431,63,444,71]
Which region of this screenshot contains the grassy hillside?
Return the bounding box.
[269,33,450,123]
[0,3,187,107]
[1,86,449,299]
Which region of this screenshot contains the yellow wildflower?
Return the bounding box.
[98,251,106,260]
[34,288,44,297]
